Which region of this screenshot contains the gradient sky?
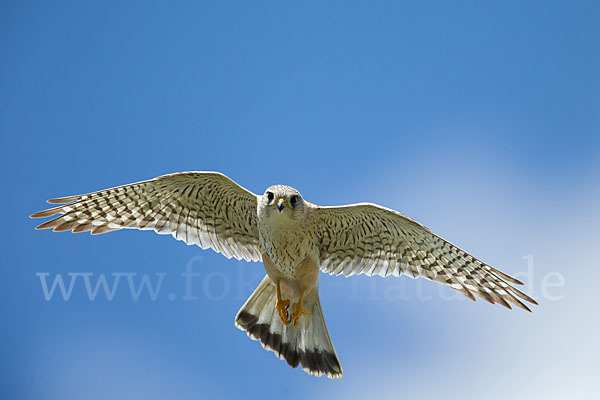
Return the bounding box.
[2,1,599,399]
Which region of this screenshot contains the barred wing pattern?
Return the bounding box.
[30,172,262,262]
[316,204,537,311]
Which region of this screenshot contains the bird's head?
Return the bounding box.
[260,185,306,221]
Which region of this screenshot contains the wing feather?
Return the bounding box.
[316,203,537,311]
[31,171,262,262]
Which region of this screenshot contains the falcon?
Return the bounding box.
[30,171,537,378]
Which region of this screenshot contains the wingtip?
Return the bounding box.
[30,210,50,219]
[511,295,533,312]
[489,266,525,285]
[30,206,65,219]
[47,195,80,204]
[34,221,53,230]
[529,298,539,306]
[512,278,525,286]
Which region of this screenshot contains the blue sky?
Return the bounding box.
[1,1,599,399]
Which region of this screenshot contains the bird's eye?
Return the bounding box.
[266,192,274,202]
[290,195,298,207]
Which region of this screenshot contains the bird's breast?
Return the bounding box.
[259,220,319,278]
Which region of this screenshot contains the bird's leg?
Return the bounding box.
[290,289,310,329]
[274,281,290,326]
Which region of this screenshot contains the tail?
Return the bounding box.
[235,276,342,379]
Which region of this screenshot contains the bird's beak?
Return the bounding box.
[276,198,286,212]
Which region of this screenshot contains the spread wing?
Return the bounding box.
[30,171,261,262]
[316,203,537,311]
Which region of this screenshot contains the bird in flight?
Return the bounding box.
[31,171,537,378]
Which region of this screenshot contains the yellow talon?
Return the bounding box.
[291,289,310,329]
[275,281,290,326]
